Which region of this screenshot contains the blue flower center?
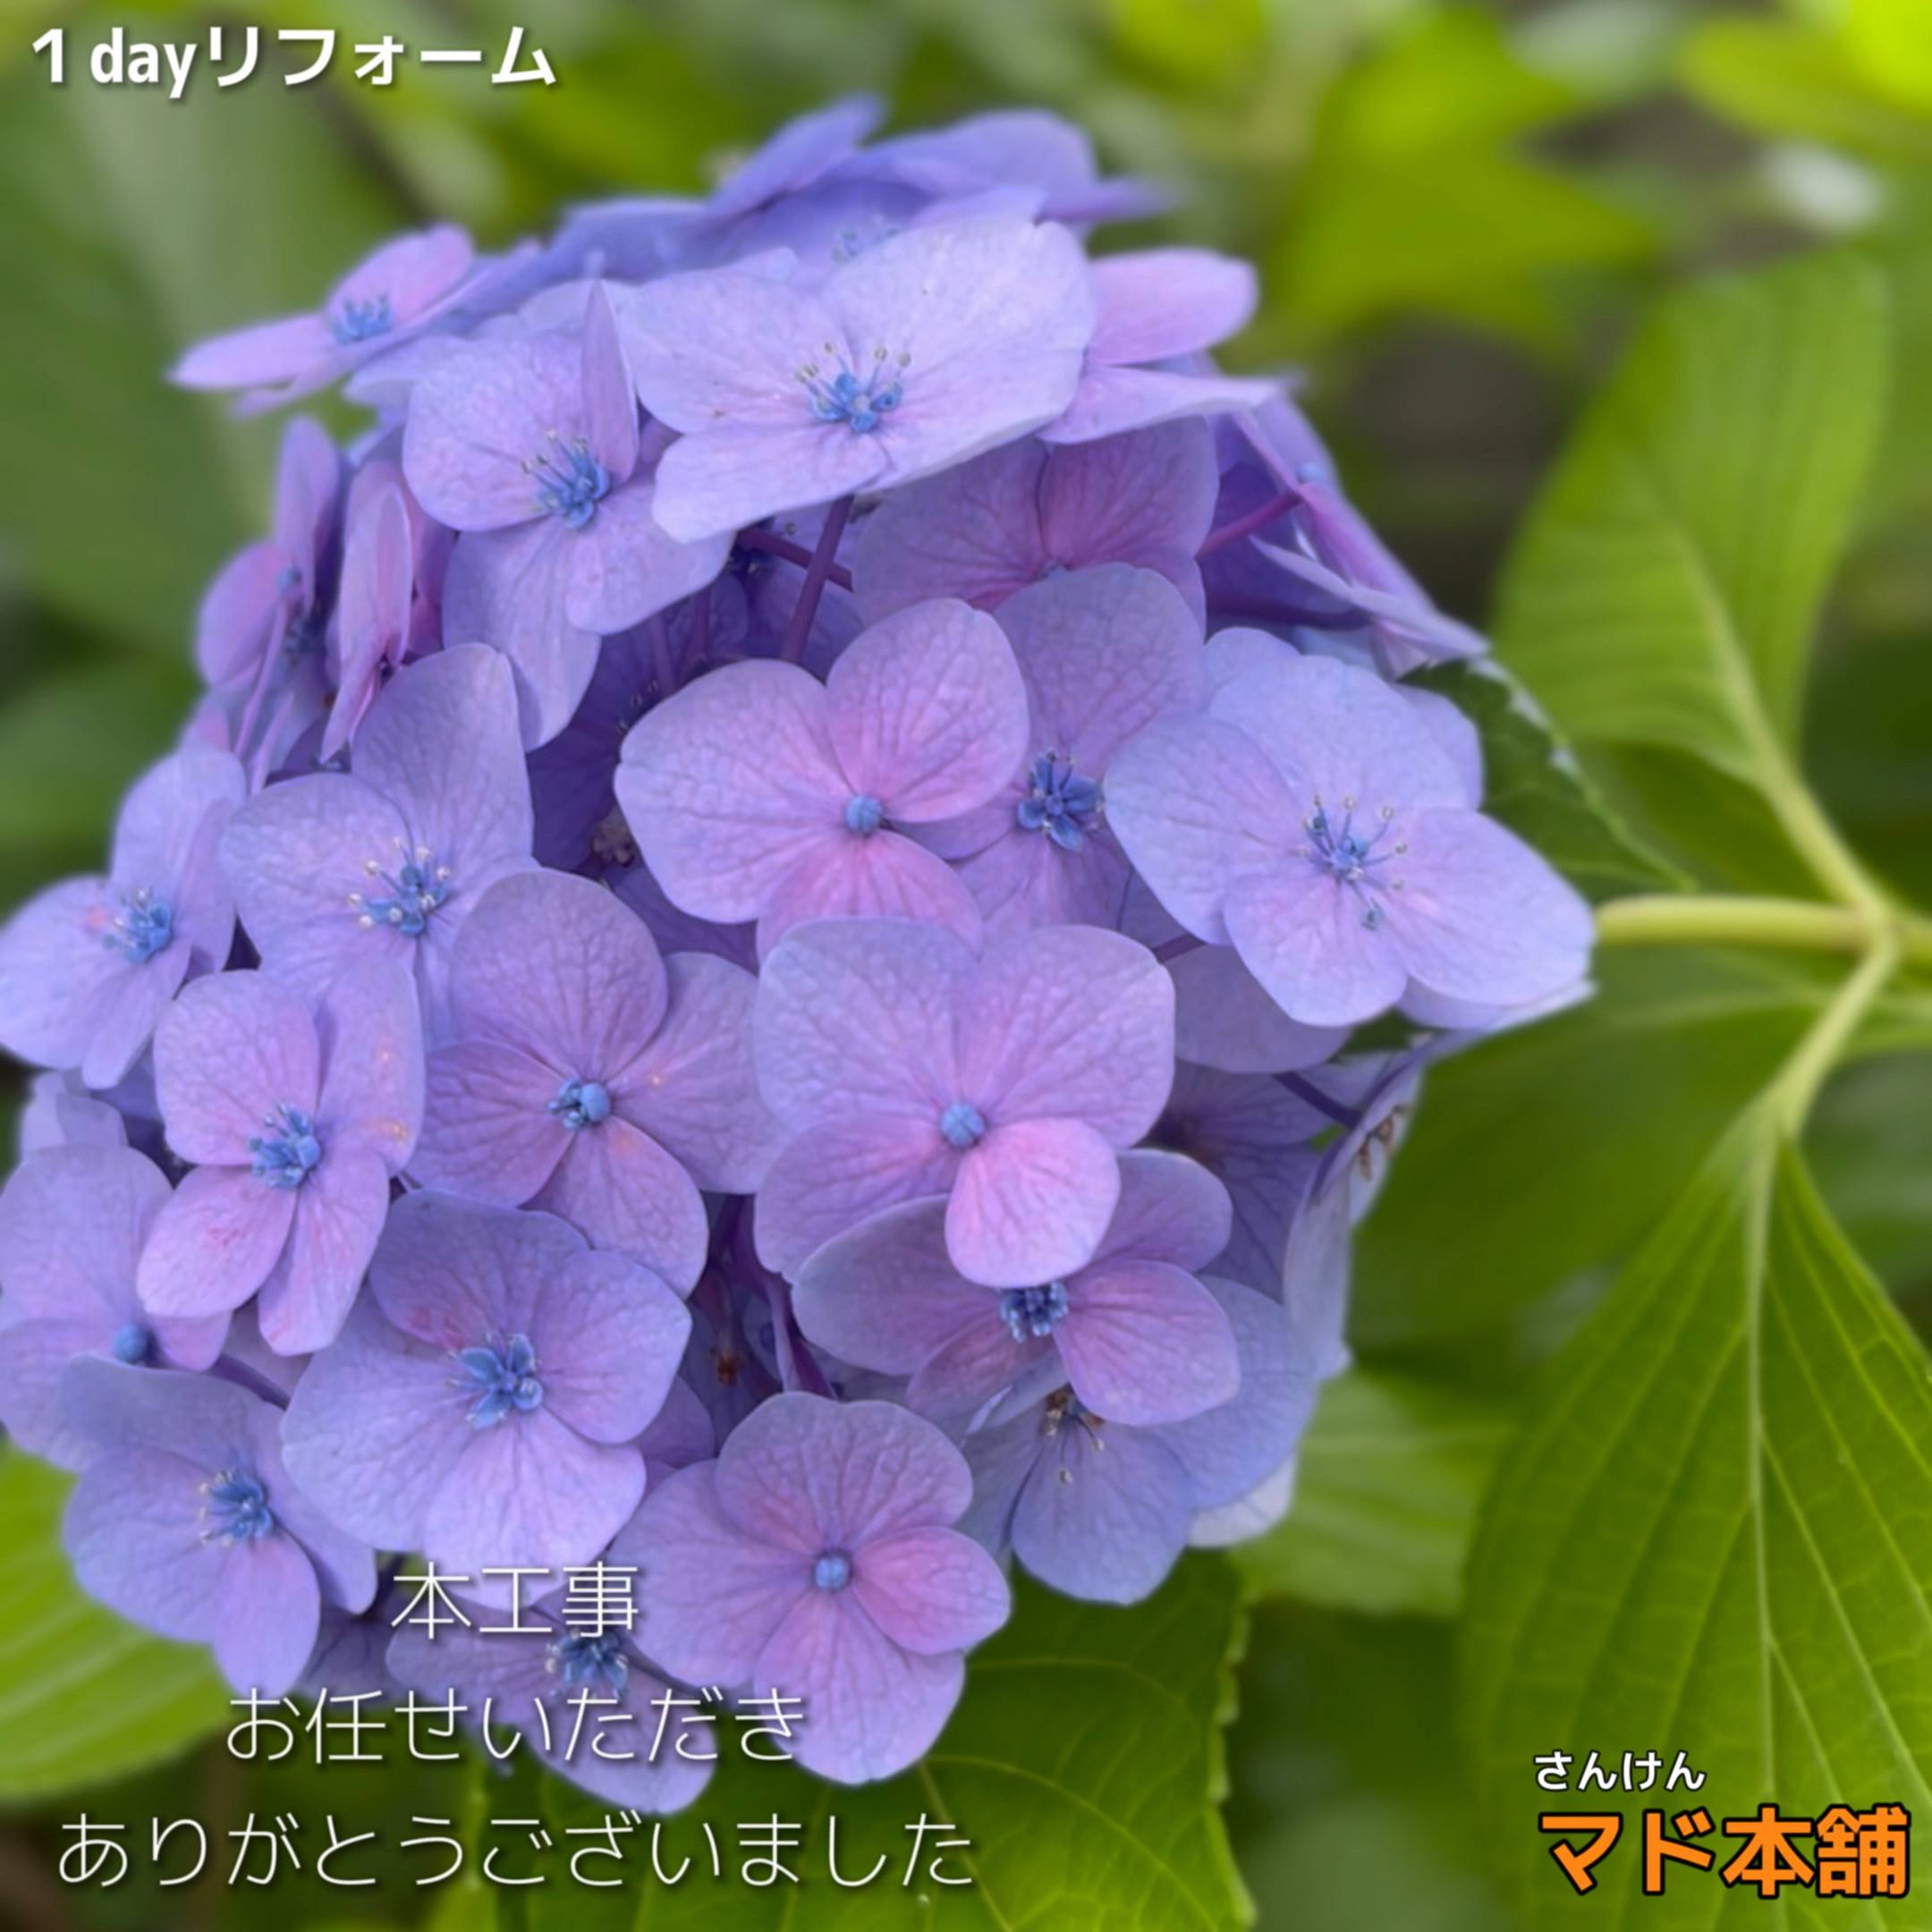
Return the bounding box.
[804,360,904,435]
[528,436,612,530]
[1016,753,1102,854]
[454,1333,544,1429]
[110,1321,153,1365]
[329,295,394,346]
[353,845,452,937]
[549,1631,630,1697]
[1302,796,1404,932]
[548,1078,613,1131]
[1000,1281,1070,1343]
[843,793,885,835]
[202,1469,275,1545]
[105,886,174,966]
[813,1550,852,1591]
[940,1100,987,1149]
[249,1105,323,1189]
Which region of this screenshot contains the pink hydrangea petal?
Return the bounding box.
[625,1462,806,1684]
[618,658,843,924]
[752,1589,966,1783]
[1388,809,1595,1008]
[851,1524,1009,1656]
[254,1147,392,1355]
[614,952,774,1193]
[823,600,1030,820]
[959,924,1174,1145]
[533,1117,708,1293]
[527,1250,689,1443]
[1057,1258,1239,1426]
[137,1165,296,1318]
[416,1038,572,1204]
[945,1114,1120,1288]
[752,917,969,1125]
[154,971,321,1164]
[953,816,1134,936]
[1106,714,1299,943]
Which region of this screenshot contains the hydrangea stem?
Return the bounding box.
[1199,486,1303,555]
[779,496,855,665]
[737,526,855,590]
[1594,895,1878,957]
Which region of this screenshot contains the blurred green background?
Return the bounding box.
[3,1,1931,1928]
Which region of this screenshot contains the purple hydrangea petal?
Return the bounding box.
[1385,809,1596,1008]
[442,521,603,749]
[530,1114,709,1292]
[850,1524,1009,1656]
[957,924,1174,1145]
[946,1114,1121,1288]
[279,1298,473,1552]
[449,869,668,1077]
[137,1165,299,1319]
[792,1196,977,1374]
[753,821,986,954]
[1089,1148,1233,1274]
[752,917,967,1127]
[1056,1258,1239,1427]
[0,878,157,1077]
[1087,250,1258,367]
[254,1147,393,1354]
[822,600,1029,820]
[152,970,321,1164]
[618,658,843,924]
[754,1113,958,1278]
[562,474,731,637]
[1106,714,1300,944]
[323,484,414,762]
[1042,364,1276,447]
[614,952,775,1193]
[417,1039,568,1203]
[1224,867,1411,1029]
[1007,1406,1192,1604]
[754,1588,967,1783]
[524,1249,689,1443]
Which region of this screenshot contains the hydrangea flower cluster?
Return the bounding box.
[0,97,1592,1794]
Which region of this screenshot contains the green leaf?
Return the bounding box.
[0,1454,226,1802]
[1679,17,1932,164]
[1228,1606,1513,1931]
[1494,248,1888,808]
[1277,7,1657,348]
[1461,1131,1932,1925]
[1233,1370,1511,1615]
[1408,660,1684,902]
[0,67,398,655]
[1352,948,1825,1352]
[532,1559,1252,1930]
